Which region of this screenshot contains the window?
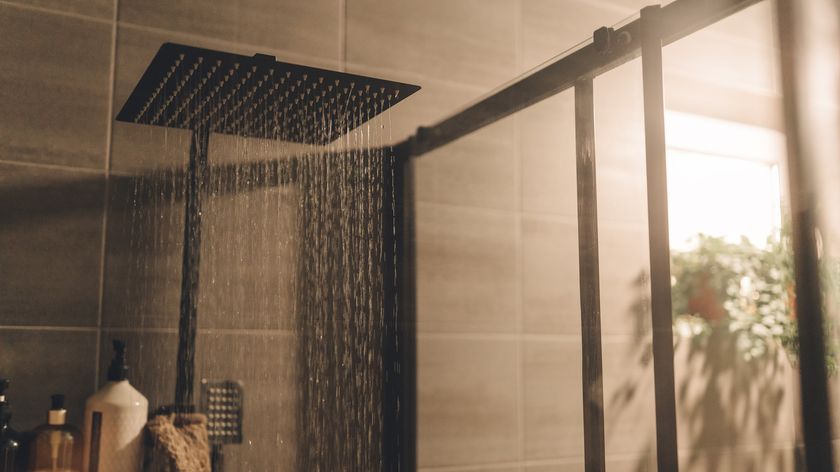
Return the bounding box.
[664,111,785,250]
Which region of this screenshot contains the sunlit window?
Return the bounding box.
[665,111,785,250]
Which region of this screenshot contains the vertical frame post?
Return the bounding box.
[175,127,210,406]
[398,145,418,472]
[574,78,607,472]
[381,142,418,471]
[639,6,680,471]
[776,0,836,469]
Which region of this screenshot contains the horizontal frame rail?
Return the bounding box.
[403,0,761,158]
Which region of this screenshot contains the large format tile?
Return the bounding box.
[195,332,297,471]
[525,454,654,472]
[519,90,577,217]
[673,331,796,452]
[119,0,340,62]
[347,0,518,89]
[198,184,297,330]
[416,203,518,334]
[602,338,656,457]
[0,329,97,430]
[101,173,184,329]
[520,0,634,73]
[417,336,519,467]
[521,216,580,335]
[597,223,651,337]
[0,164,104,327]
[663,22,779,98]
[522,338,658,462]
[593,60,645,168]
[0,5,111,169]
[523,339,584,460]
[416,117,518,211]
[5,0,114,19]
[420,467,518,472]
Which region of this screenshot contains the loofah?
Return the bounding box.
[147,413,211,472]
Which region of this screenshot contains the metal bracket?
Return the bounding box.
[593,26,632,55]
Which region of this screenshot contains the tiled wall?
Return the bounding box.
[0,0,800,471]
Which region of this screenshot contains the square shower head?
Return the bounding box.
[116,43,420,145]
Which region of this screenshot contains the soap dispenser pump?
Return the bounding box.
[0,379,20,472]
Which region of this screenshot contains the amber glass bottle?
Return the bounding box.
[27,395,81,472]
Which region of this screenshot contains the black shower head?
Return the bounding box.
[116,43,420,145]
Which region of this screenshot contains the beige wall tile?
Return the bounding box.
[712,445,796,472]
[196,332,298,470]
[347,0,518,89]
[521,337,657,461]
[596,223,651,337]
[0,164,104,327]
[0,329,97,430]
[593,61,646,174]
[520,0,634,74]
[417,336,519,467]
[663,22,779,97]
[521,216,581,335]
[602,338,657,457]
[199,183,297,330]
[674,332,797,452]
[416,117,518,211]
[416,203,518,334]
[523,339,584,460]
[101,173,184,329]
[5,0,114,18]
[524,454,654,472]
[519,90,577,217]
[0,5,111,169]
[119,0,341,62]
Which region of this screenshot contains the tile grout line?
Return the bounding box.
[0,325,99,332]
[416,331,641,343]
[338,0,347,72]
[415,200,651,231]
[0,158,106,175]
[94,0,120,393]
[0,0,111,24]
[513,0,526,465]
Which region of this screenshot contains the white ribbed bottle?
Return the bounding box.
[82,341,147,472]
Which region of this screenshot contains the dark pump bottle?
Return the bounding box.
[0,379,20,472]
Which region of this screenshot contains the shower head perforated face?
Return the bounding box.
[116,43,420,145]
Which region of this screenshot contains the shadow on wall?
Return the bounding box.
[608,270,797,472]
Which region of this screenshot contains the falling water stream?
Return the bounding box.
[111,84,396,470]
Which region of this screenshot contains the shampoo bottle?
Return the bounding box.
[27,394,81,472]
[0,380,19,472]
[82,340,148,472]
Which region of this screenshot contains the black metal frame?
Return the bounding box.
[574,78,607,472]
[394,0,835,470]
[104,0,839,469]
[776,0,836,468]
